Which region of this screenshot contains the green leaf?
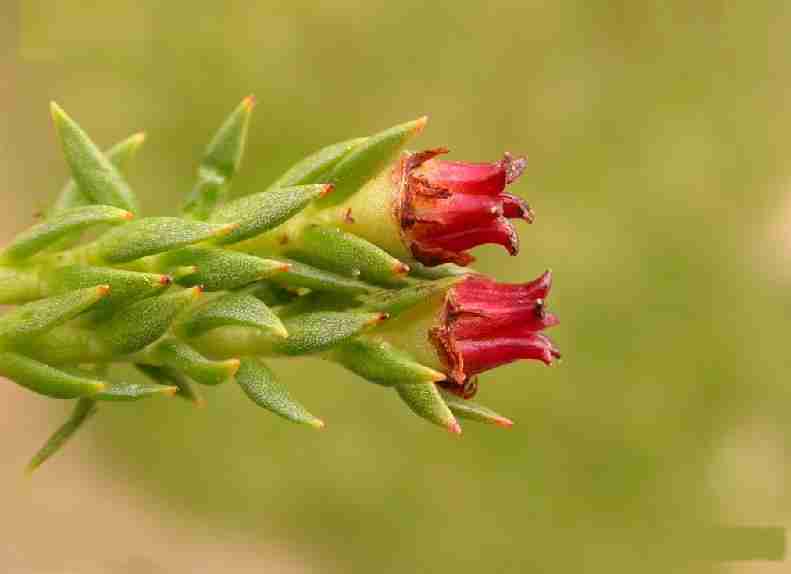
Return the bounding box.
[98,287,201,354]
[135,364,203,406]
[360,277,461,316]
[0,267,43,304]
[268,258,373,295]
[42,265,171,314]
[148,337,239,386]
[439,389,513,428]
[87,217,236,264]
[95,379,177,401]
[396,383,461,434]
[179,291,287,338]
[274,310,387,356]
[50,102,140,214]
[315,117,426,207]
[51,132,146,216]
[26,398,98,473]
[0,205,132,262]
[408,261,472,281]
[235,357,323,428]
[292,224,409,286]
[268,137,366,189]
[156,247,287,291]
[244,282,298,306]
[0,286,109,345]
[330,336,445,386]
[211,184,331,245]
[0,352,104,399]
[183,96,255,220]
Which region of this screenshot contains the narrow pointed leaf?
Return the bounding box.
[211,184,331,245]
[236,357,323,428]
[179,292,287,338]
[95,379,177,401]
[149,337,239,386]
[0,286,109,344]
[245,282,298,306]
[27,398,97,473]
[315,117,426,207]
[0,352,104,399]
[408,261,472,280]
[51,132,146,216]
[135,364,203,406]
[50,102,140,213]
[0,267,43,304]
[98,287,201,354]
[87,217,236,263]
[1,205,132,262]
[268,258,373,295]
[396,383,460,434]
[439,390,514,428]
[156,247,287,291]
[360,277,461,316]
[268,137,366,189]
[42,265,171,314]
[293,224,409,285]
[183,96,255,219]
[274,311,387,356]
[330,336,445,386]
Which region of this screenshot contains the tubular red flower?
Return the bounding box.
[396,149,532,266]
[430,270,560,395]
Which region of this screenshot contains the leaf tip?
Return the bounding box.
[319,183,335,198]
[447,420,463,436]
[411,116,429,135]
[309,418,326,430]
[225,358,242,377]
[96,284,112,297]
[158,274,173,286]
[392,261,410,275]
[242,94,257,111]
[494,417,514,429]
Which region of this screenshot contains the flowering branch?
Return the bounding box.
[0,98,560,471]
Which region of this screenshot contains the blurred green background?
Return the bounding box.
[1,1,789,572]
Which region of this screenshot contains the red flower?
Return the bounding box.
[396,149,533,266]
[430,270,560,396]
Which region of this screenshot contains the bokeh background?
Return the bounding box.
[1,1,789,572]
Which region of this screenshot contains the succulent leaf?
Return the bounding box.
[179,291,287,338]
[235,357,323,428]
[211,184,331,245]
[156,247,287,291]
[0,352,104,399]
[316,117,426,207]
[147,337,239,386]
[26,398,98,473]
[395,382,461,435]
[51,132,146,216]
[274,310,387,356]
[87,217,236,264]
[183,97,255,220]
[135,364,204,406]
[0,205,132,262]
[268,137,366,189]
[50,102,140,214]
[0,286,109,344]
[97,287,201,354]
[330,336,445,386]
[438,389,513,428]
[292,224,409,286]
